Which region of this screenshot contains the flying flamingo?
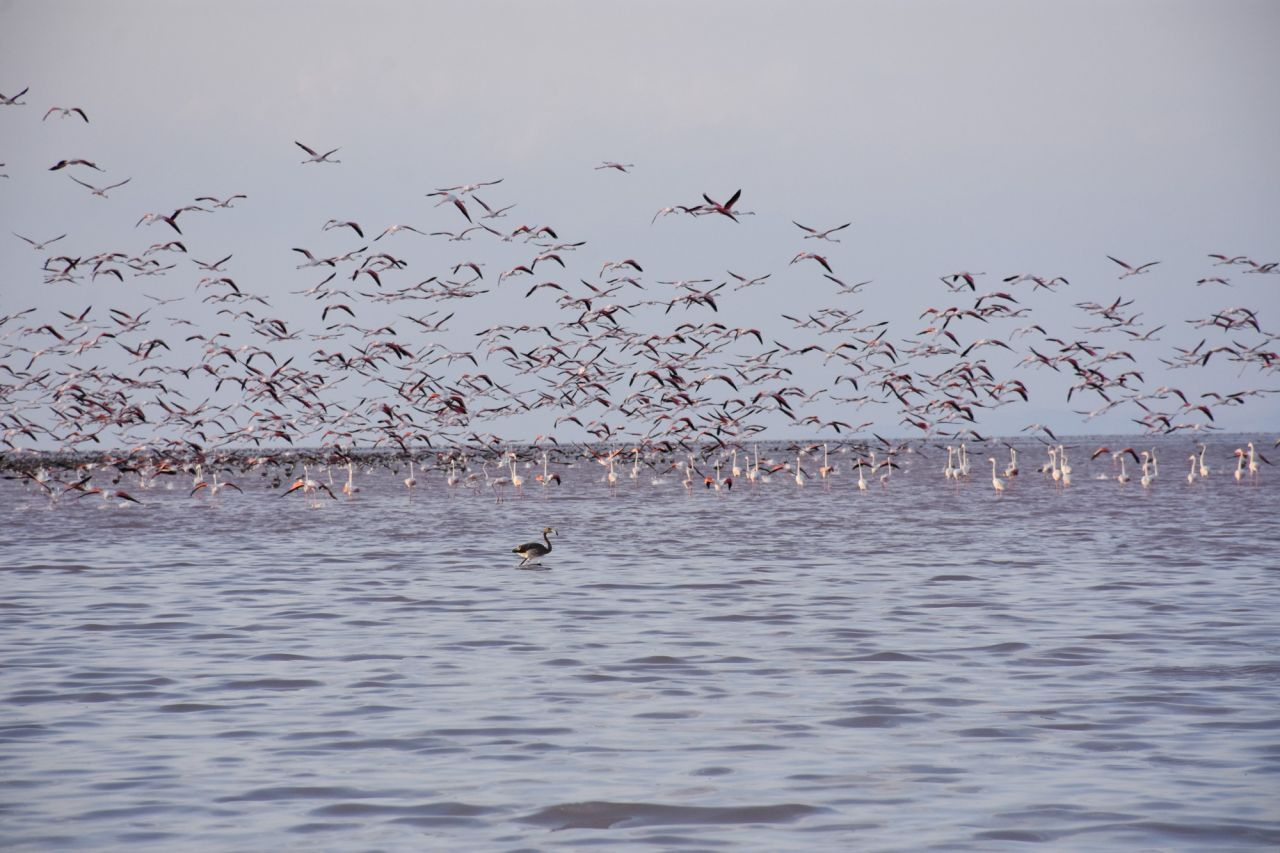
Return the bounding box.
[296,141,341,164]
[1106,255,1160,279]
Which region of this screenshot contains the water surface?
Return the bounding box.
[2,440,1278,850]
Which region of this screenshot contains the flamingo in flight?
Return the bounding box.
[44,106,88,122]
[295,141,341,164]
[702,189,742,221]
[792,221,851,242]
[1107,255,1160,279]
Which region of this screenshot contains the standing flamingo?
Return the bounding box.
[988,457,1005,494]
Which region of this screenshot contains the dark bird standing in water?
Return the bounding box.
[513,527,557,567]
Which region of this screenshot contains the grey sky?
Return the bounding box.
[2,0,1278,448]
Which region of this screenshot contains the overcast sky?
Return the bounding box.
[2,0,1278,447]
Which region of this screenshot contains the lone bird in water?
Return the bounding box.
[512,526,557,568]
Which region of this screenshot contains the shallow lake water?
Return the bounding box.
[2,439,1278,850]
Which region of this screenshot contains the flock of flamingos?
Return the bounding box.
[1,84,1276,512]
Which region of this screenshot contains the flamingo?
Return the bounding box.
[342,462,359,497]
[704,460,731,492]
[989,457,1005,494]
[81,487,143,507]
[191,471,241,497]
[604,452,618,491]
[490,471,510,503]
[1004,447,1018,478]
[282,465,336,501]
[536,451,561,487]
[1197,444,1210,478]
[509,455,525,493]
[404,459,417,492]
[296,141,341,164]
[1186,454,1197,485]
[1106,255,1160,278]
[1116,455,1131,484]
[856,459,868,492]
[819,443,835,484]
[513,527,557,568]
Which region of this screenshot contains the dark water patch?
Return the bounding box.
[216,678,324,690]
[430,726,574,738]
[955,727,1029,739]
[288,822,360,833]
[310,801,492,818]
[1073,738,1157,752]
[323,704,406,716]
[847,651,927,662]
[298,737,458,753]
[115,831,180,843]
[824,715,917,729]
[1193,718,1280,731]
[974,828,1056,842]
[218,786,397,802]
[76,621,196,631]
[520,800,823,829]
